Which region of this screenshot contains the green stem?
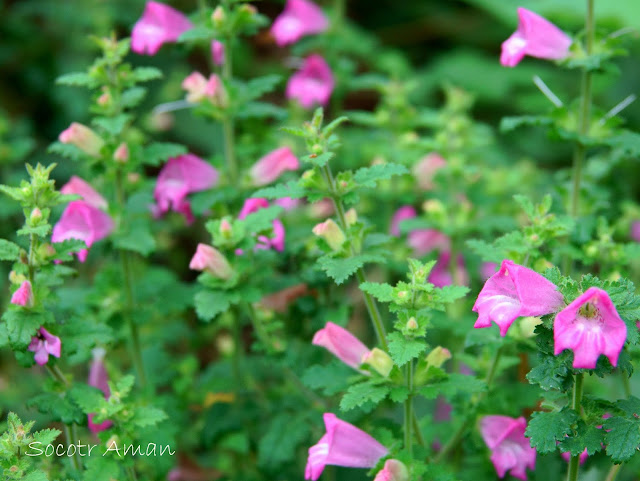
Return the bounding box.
[567,373,585,481]
[621,371,632,397]
[404,361,414,456]
[221,27,238,183]
[320,164,388,349]
[63,424,80,471]
[570,0,594,218]
[604,463,622,481]
[231,306,244,392]
[46,367,81,471]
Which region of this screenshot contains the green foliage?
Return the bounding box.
[317,254,385,285]
[525,409,577,454]
[340,379,390,411]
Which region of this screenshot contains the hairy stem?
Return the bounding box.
[604,463,622,481]
[404,361,415,456]
[567,372,585,481]
[221,24,238,183]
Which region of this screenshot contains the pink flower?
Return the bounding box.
[60,176,108,210]
[554,287,627,369]
[390,206,416,237]
[238,198,270,220]
[561,448,588,465]
[28,327,61,366]
[374,460,409,481]
[480,416,536,480]
[88,348,113,434]
[11,281,33,307]
[274,197,301,211]
[407,229,450,257]
[211,40,225,66]
[153,154,218,224]
[481,262,499,280]
[52,201,114,262]
[59,123,104,158]
[286,54,335,109]
[412,153,446,190]
[473,259,564,337]
[305,413,388,480]
[312,322,369,370]
[312,219,346,251]
[250,147,300,186]
[428,251,469,288]
[237,198,286,252]
[271,0,329,47]
[182,72,225,105]
[631,221,640,242]
[501,8,572,67]
[131,1,193,55]
[189,243,234,280]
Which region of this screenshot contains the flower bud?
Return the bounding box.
[344,208,357,226]
[106,435,119,451]
[312,219,346,251]
[212,6,225,26]
[30,208,43,224]
[425,346,452,369]
[113,143,129,163]
[11,281,34,307]
[8,271,26,285]
[423,199,445,215]
[189,243,234,280]
[220,219,232,237]
[211,40,225,66]
[58,123,105,158]
[406,317,418,330]
[216,332,234,356]
[374,459,409,481]
[361,348,394,377]
[97,91,111,106]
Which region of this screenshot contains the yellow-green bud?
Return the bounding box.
[425,346,452,369]
[361,348,394,377]
[312,219,346,251]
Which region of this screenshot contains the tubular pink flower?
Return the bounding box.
[60,176,108,210]
[52,201,114,262]
[554,287,627,369]
[286,54,335,109]
[312,219,345,251]
[428,251,469,288]
[480,416,536,480]
[58,123,105,158]
[500,8,572,67]
[250,147,300,186]
[153,154,218,224]
[312,322,369,370]
[305,413,388,481]
[182,72,225,105]
[271,0,328,47]
[473,259,564,337]
[238,198,270,220]
[88,348,113,434]
[412,153,446,190]
[131,1,193,55]
[631,221,640,242]
[28,327,61,366]
[11,281,34,307]
[211,40,225,66]
[390,206,416,237]
[407,229,450,257]
[374,459,409,481]
[189,243,234,280]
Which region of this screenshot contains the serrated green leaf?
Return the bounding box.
[387,331,426,366]
[178,26,216,42]
[142,142,188,166]
[559,422,604,456]
[32,428,61,446]
[252,180,307,200]
[340,381,389,411]
[359,282,394,302]
[93,114,130,136]
[354,163,408,188]
[120,87,146,108]
[389,385,410,403]
[194,290,237,322]
[419,373,486,400]
[132,406,167,427]
[245,75,282,100]
[301,362,353,396]
[317,254,385,285]
[132,66,163,82]
[525,409,577,454]
[304,152,334,168]
[56,72,96,88]
[0,239,21,261]
[258,413,310,469]
[500,115,552,132]
[112,220,156,256]
[604,417,640,462]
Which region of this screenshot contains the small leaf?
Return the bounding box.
[317,254,386,285]
[387,331,426,366]
[340,380,389,411]
[525,409,577,454]
[354,163,408,188]
[194,290,237,322]
[0,239,22,261]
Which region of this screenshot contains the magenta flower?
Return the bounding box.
[182,72,225,105]
[286,54,335,109]
[473,259,564,337]
[11,281,34,307]
[189,243,234,280]
[480,416,536,480]
[631,221,640,242]
[238,198,270,220]
[312,322,369,370]
[88,348,113,434]
[153,154,218,224]
[374,460,409,481]
[554,287,627,369]
[52,201,114,262]
[305,413,388,481]
[59,123,105,158]
[481,262,499,280]
[412,153,446,190]
[271,0,329,47]
[28,327,61,366]
[501,8,572,67]
[211,40,225,66]
[237,198,286,252]
[274,197,301,211]
[250,147,300,186]
[60,176,108,210]
[131,1,193,55]
[428,251,469,288]
[407,229,450,257]
[390,206,416,237]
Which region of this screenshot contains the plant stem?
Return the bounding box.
[221,28,238,184]
[604,463,622,481]
[570,0,595,218]
[567,372,585,481]
[404,361,414,456]
[320,164,388,349]
[46,366,82,470]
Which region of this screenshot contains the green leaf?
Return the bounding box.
[194,290,237,322]
[389,385,410,403]
[252,180,307,200]
[28,391,85,425]
[245,75,282,100]
[83,455,122,481]
[132,406,167,427]
[419,373,486,400]
[258,413,310,469]
[2,310,48,348]
[525,409,578,454]
[304,152,334,168]
[142,142,188,166]
[17,224,51,237]
[178,27,216,42]
[340,380,389,411]
[359,282,394,302]
[236,102,287,120]
[131,66,163,82]
[317,254,386,285]
[527,356,572,391]
[68,384,105,414]
[559,422,604,456]
[22,471,49,481]
[604,417,640,462]
[353,163,408,188]
[112,220,156,256]
[301,362,353,396]
[32,428,61,446]
[500,115,552,132]
[323,116,349,137]
[93,114,130,136]
[0,239,21,261]
[120,87,147,108]
[387,331,427,366]
[53,238,87,260]
[56,72,96,88]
